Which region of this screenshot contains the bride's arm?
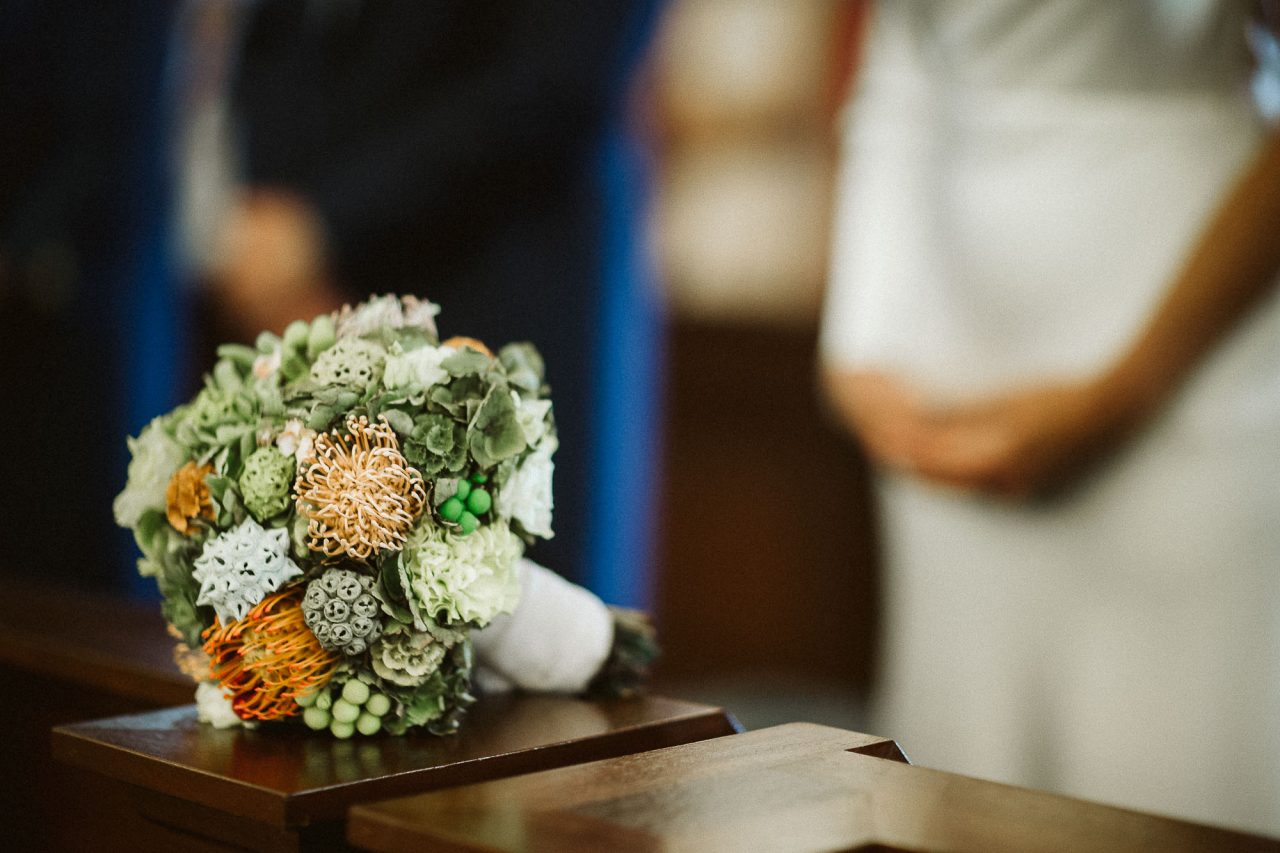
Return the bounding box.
[1096,128,1280,421]
[823,129,1280,499]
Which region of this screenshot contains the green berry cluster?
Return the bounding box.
[437,474,492,535]
[297,678,393,738]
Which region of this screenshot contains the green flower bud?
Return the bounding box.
[356,713,382,736]
[303,706,331,730]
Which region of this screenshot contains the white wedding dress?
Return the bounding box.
[821,0,1280,836]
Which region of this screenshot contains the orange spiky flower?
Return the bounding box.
[203,587,340,721]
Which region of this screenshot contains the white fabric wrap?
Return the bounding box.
[471,558,613,694]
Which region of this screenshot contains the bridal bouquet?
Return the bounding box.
[114,295,654,738]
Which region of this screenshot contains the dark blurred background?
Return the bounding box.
[0,0,874,729]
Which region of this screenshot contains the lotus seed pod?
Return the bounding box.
[239,446,296,521]
[302,568,382,655]
[309,337,386,389]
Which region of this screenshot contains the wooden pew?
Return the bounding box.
[347,723,1279,853]
[53,695,739,851]
[0,579,192,851]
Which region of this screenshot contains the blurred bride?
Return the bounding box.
[821,1,1280,834]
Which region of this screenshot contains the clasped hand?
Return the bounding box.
[827,371,1151,500]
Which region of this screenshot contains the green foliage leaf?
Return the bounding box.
[217,344,258,372]
[380,408,415,436]
[441,348,490,378]
[307,404,337,431]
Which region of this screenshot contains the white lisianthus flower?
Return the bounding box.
[512,391,552,447]
[383,343,456,395]
[113,417,187,528]
[275,418,316,464]
[195,681,244,729]
[400,295,442,334]
[399,519,523,628]
[496,436,556,539]
[335,294,441,339]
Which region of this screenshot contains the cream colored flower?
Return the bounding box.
[295,416,426,560]
[275,418,316,464]
[252,348,281,380]
[334,294,441,340]
[195,681,245,729]
[113,418,187,528]
[398,518,523,628]
[497,436,556,539]
[512,391,552,447]
[382,343,455,395]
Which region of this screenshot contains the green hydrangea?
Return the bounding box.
[467,386,527,469]
[380,642,475,736]
[310,337,386,389]
[404,413,468,475]
[498,342,546,394]
[238,446,295,521]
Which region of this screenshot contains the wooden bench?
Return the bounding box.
[0,579,192,850]
[347,722,1279,852]
[53,694,738,851]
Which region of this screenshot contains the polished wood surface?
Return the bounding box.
[348,723,1278,853]
[53,694,738,850]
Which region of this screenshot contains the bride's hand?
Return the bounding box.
[903,380,1153,499]
[824,369,1153,499]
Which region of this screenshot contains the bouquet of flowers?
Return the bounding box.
[114,295,654,738]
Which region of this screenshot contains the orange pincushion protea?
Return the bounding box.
[203,588,340,721]
[294,415,426,560]
[442,336,492,357]
[166,461,215,535]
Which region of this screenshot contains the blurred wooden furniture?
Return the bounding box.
[0,579,189,706]
[53,694,738,852]
[348,723,1278,853]
[0,579,190,851]
[656,321,878,691]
